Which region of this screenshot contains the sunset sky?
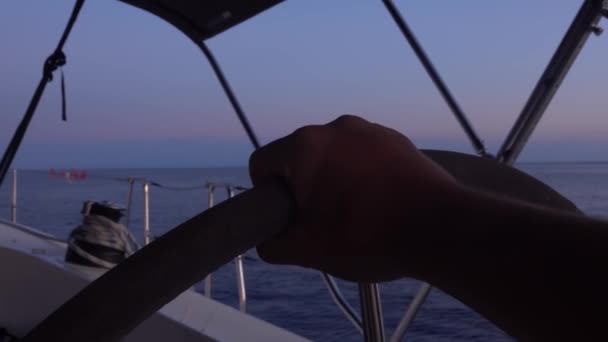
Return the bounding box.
[1,1,607,167]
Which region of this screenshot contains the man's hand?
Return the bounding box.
[251,114,608,340]
[249,115,459,282]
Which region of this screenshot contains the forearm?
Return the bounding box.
[248,115,608,340]
[400,185,608,341]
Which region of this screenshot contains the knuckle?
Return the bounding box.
[292,125,317,140]
[248,150,262,178]
[332,114,366,127]
[291,125,320,150]
[248,149,260,168]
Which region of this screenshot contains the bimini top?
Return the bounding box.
[1,0,606,187]
[119,0,284,42]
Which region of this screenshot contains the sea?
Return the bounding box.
[1,162,607,341]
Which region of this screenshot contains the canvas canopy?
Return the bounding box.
[119,0,284,42]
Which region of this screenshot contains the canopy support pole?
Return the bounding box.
[198,42,261,149]
[497,0,607,164]
[382,0,488,157]
[0,0,85,187]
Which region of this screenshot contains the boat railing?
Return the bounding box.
[5,168,382,337]
[123,177,250,312]
[135,178,381,324]
[203,181,248,312]
[5,169,251,313]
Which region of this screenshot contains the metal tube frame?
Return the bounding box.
[389,282,432,342]
[381,0,487,156]
[204,184,215,298]
[143,182,151,245]
[359,283,385,342]
[197,42,260,149]
[229,186,248,312]
[201,183,249,309]
[497,0,607,164]
[321,273,364,334]
[0,0,85,187]
[235,254,247,312]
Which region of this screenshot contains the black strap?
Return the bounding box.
[198,42,260,149]
[61,67,67,121]
[44,50,66,80]
[0,0,84,186]
[43,50,68,121]
[382,0,488,157]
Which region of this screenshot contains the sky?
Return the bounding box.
[0,1,607,168]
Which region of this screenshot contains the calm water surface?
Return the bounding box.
[1,162,607,341]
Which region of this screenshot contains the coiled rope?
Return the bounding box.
[68,214,140,268]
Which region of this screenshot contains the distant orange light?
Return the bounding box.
[49,168,88,181]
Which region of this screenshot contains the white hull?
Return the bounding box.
[0,219,308,341]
